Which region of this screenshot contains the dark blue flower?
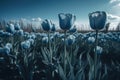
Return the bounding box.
[66,35,76,46]
[89,11,107,30]
[21,40,31,49]
[6,23,15,33]
[68,26,77,33]
[14,23,21,30]
[58,13,76,31]
[51,24,56,32]
[41,19,52,31]
[42,36,48,44]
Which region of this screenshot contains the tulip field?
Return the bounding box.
[0,11,120,80]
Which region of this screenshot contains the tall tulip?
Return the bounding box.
[58,13,76,75]
[41,19,52,63]
[89,11,107,80]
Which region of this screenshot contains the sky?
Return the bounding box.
[0,0,120,29]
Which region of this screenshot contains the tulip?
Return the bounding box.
[14,22,21,30]
[41,19,52,31]
[58,13,76,31]
[68,26,77,33]
[94,46,103,54]
[5,43,12,49]
[87,37,95,44]
[21,40,31,49]
[51,24,56,32]
[4,46,11,54]
[66,35,75,46]
[42,36,48,44]
[6,23,15,34]
[15,29,24,36]
[89,11,107,30]
[28,39,34,45]
[89,11,106,80]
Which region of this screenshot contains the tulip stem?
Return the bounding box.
[64,30,67,75]
[94,30,98,80]
[48,31,52,63]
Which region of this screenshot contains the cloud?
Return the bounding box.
[107,13,120,21]
[32,17,42,22]
[107,13,120,29]
[109,0,120,3]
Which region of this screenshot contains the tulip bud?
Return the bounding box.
[94,46,103,54]
[66,35,76,46]
[21,40,31,49]
[6,23,15,34]
[41,19,52,31]
[42,36,48,44]
[87,37,95,44]
[14,23,21,30]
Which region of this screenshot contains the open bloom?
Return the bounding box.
[58,13,76,31]
[89,11,107,30]
[41,19,52,31]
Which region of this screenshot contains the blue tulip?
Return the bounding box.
[28,39,34,45]
[58,13,76,30]
[41,19,52,31]
[14,23,21,30]
[42,36,48,44]
[5,43,12,49]
[15,29,24,36]
[4,46,11,54]
[66,35,76,46]
[21,40,31,49]
[94,46,103,54]
[51,24,56,32]
[87,37,95,44]
[89,11,107,30]
[68,26,77,33]
[6,23,15,33]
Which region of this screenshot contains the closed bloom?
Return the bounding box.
[5,43,12,49]
[94,46,103,54]
[68,26,77,33]
[6,23,15,33]
[42,36,48,44]
[58,13,76,30]
[4,46,10,54]
[87,37,95,44]
[21,40,31,49]
[66,35,76,46]
[14,23,21,30]
[51,24,56,32]
[0,46,11,55]
[15,29,24,36]
[41,19,52,31]
[89,11,107,30]
[28,39,34,45]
